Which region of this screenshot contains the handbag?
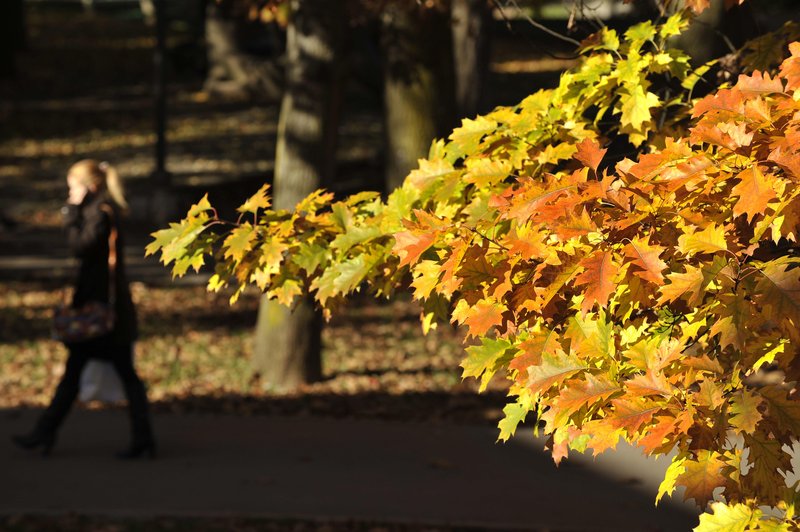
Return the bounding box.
[52,205,118,344]
[78,358,126,403]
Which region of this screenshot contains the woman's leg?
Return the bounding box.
[109,343,154,449]
[35,345,90,436]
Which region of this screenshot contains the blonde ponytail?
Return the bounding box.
[68,159,129,214]
[100,162,129,214]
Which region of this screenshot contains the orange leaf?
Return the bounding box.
[393,230,435,268]
[551,373,620,425]
[638,415,678,455]
[458,298,507,339]
[780,41,800,90]
[768,146,800,179]
[684,0,711,13]
[676,450,729,507]
[608,397,660,434]
[624,236,667,285]
[574,138,608,172]
[731,166,777,222]
[574,251,619,314]
[657,265,705,306]
[509,328,565,379]
[735,71,784,95]
[691,88,745,119]
[580,419,622,457]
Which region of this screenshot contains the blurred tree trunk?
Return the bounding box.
[451,0,492,118]
[252,0,344,392]
[382,5,455,191]
[204,1,283,99]
[0,0,25,79]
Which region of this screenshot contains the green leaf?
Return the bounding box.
[331,225,383,255]
[497,393,533,442]
[462,337,514,392]
[332,255,371,295]
[293,243,329,274]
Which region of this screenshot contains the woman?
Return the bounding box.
[12,160,155,459]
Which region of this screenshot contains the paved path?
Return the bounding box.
[1,409,699,531]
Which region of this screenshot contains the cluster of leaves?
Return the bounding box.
[149,10,800,531]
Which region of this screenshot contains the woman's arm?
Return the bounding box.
[62,203,110,257]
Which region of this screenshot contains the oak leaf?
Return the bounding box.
[573,251,619,314]
[728,389,763,434]
[677,224,728,257]
[759,386,800,437]
[551,373,620,425]
[694,502,759,532]
[460,298,508,339]
[676,450,730,506]
[526,350,587,395]
[754,258,800,324]
[393,230,435,268]
[608,397,660,434]
[624,236,667,285]
[736,71,785,96]
[573,138,607,172]
[731,166,777,222]
[223,223,257,262]
[620,85,660,130]
[743,433,793,505]
[780,41,800,90]
[639,415,678,455]
[462,337,514,392]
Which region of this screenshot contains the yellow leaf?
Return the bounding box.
[694,502,759,532]
[223,223,257,262]
[620,85,660,131]
[657,455,686,505]
[678,224,728,257]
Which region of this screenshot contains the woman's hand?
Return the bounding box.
[67,176,89,205]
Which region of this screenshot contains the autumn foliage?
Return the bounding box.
[149,9,800,531]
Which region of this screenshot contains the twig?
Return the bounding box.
[506,0,583,47]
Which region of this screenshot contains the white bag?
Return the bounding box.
[79,359,126,403]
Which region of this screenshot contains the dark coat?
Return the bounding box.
[62,191,137,346]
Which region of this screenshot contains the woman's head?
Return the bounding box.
[67,159,128,212]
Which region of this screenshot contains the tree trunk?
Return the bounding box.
[382,5,455,191]
[451,0,491,118]
[252,0,344,392]
[204,2,283,100]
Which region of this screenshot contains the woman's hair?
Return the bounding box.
[69,159,129,213]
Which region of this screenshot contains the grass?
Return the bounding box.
[0,281,510,424]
